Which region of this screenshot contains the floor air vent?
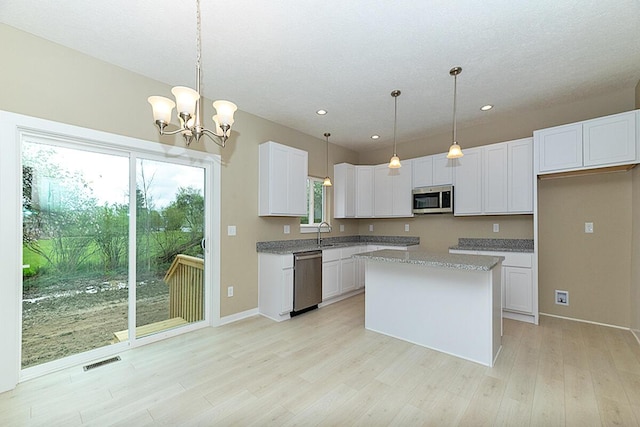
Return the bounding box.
[83,356,121,371]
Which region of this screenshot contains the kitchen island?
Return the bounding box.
[353,249,504,367]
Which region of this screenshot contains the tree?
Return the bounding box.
[92,203,128,272]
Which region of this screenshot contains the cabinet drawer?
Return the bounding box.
[341,246,361,259]
[322,248,341,262]
[501,252,532,268]
[281,254,294,269]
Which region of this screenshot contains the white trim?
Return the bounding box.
[502,310,536,324]
[0,110,222,390]
[319,288,364,307]
[631,328,640,346]
[539,312,630,330]
[219,308,259,326]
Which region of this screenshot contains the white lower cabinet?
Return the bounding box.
[321,245,407,305]
[322,248,341,301]
[504,266,533,313]
[258,253,294,322]
[449,249,536,324]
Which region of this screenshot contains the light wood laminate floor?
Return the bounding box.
[2,293,640,426]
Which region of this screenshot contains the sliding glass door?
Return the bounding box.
[22,141,130,368]
[21,138,210,370]
[134,158,205,339]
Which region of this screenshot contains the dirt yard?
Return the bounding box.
[21,277,171,368]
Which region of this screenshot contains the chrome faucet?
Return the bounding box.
[317,221,332,246]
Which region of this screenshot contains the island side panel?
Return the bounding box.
[364,260,500,367]
[492,262,502,365]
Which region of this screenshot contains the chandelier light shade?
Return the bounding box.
[147,0,237,147]
[323,132,332,187]
[388,90,402,169]
[447,66,464,159]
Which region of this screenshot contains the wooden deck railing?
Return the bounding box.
[163,254,205,323]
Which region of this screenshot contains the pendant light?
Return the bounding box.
[447,67,464,159]
[388,90,402,169]
[323,132,332,187]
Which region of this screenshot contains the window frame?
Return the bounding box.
[300,176,328,233]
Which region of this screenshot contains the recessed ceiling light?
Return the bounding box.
[316,109,327,115]
[371,135,380,140]
[480,104,493,111]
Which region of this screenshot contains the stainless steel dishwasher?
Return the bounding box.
[291,250,323,316]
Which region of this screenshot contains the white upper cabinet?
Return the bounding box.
[373,165,393,217]
[535,110,638,174]
[583,112,636,167]
[483,142,508,214]
[536,123,582,173]
[355,166,374,218]
[334,163,356,218]
[259,141,308,216]
[454,147,483,215]
[392,160,413,216]
[455,138,533,216]
[374,160,413,217]
[508,138,533,213]
[412,153,453,188]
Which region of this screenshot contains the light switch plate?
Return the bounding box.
[493,223,499,233]
[284,224,290,234]
[585,222,594,233]
[369,224,374,232]
[227,225,237,236]
[340,224,345,232]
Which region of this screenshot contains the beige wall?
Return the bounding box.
[357,88,637,327]
[538,172,632,327]
[632,83,640,335]
[2,23,639,325]
[0,24,359,317]
[632,165,640,335]
[357,215,532,252]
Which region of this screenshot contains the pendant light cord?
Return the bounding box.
[452,71,457,144]
[393,95,398,155]
[196,0,202,72]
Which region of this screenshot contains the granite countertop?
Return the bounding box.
[449,238,534,253]
[256,235,419,254]
[354,249,504,271]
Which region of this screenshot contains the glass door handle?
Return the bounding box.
[201,238,206,250]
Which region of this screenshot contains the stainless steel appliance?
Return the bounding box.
[291,250,323,316]
[412,185,454,214]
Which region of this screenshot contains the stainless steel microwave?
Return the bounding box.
[412,185,454,214]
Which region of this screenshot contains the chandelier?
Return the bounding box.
[147,0,237,147]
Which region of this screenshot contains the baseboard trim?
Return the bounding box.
[217,308,259,326]
[319,288,365,308]
[539,312,629,331]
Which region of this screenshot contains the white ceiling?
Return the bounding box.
[1,1,640,152]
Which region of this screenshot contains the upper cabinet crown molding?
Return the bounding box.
[534,109,638,175]
[258,141,308,217]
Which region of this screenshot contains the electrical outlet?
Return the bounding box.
[227,286,234,297]
[284,224,290,234]
[369,224,374,232]
[555,290,568,306]
[340,224,344,232]
[493,223,499,233]
[227,225,237,236]
[404,224,410,232]
[585,222,594,233]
